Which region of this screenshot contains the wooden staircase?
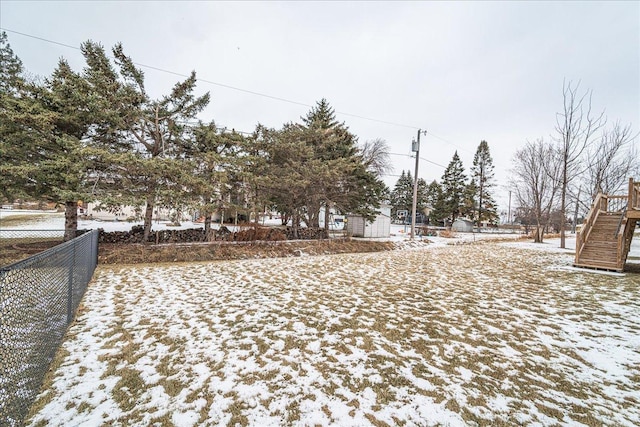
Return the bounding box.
[575,178,640,272]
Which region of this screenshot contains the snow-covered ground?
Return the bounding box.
[25,241,640,426]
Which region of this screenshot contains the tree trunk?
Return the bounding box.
[64,200,77,241]
[204,214,212,234]
[560,167,567,248]
[534,220,543,243]
[292,212,300,240]
[204,214,212,241]
[534,205,544,243]
[323,204,330,239]
[478,179,484,227]
[143,196,154,243]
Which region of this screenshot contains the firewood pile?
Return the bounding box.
[234,227,287,241]
[97,224,319,244]
[285,227,328,240]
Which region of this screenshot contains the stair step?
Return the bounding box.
[584,241,618,246]
[579,249,618,256]
[581,243,618,248]
[580,246,618,252]
[576,259,619,268]
[582,251,618,256]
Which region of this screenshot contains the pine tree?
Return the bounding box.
[0,31,39,202]
[42,59,94,240]
[461,179,477,220]
[441,151,467,223]
[471,140,498,225]
[185,121,244,236]
[298,99,385,229]
[0,31,23,94]
[87,42,210,241]
[390,171,413,221]
[1,32,97,239]
[426,180,448,226]
[389,171,428,223]
[263,122,317,237]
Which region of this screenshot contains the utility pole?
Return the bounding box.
[410,129,426,240]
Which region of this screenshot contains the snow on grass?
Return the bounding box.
[0,211,247,234]
[25,243,640,426]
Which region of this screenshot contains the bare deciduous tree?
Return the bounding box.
[554,80,606,248]
[511,139,561,243]
[584,121,638,198]
[360,138,393,177]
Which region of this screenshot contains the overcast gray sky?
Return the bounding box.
[2,1,639,213]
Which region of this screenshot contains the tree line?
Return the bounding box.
[510,81,638,244]
[0,33,389,241]
[390,140,499,227]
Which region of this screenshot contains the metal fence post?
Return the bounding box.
[94,230,99,267]
[67,240,76,324]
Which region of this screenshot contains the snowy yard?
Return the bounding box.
[26,242,640,426]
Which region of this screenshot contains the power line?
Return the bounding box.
[2,27,471,151]
[427,132,475,155]
[389,152,447,169]
[2,28,411,126]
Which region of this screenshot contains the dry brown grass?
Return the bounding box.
[25,242,640,426]
[438,229,457,238]
[97,239,396,264]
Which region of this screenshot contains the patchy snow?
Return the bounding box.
[25,243,640,426]
[0,210,247,234]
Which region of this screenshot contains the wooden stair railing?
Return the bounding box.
[631,178,640,210]
[616,178,640,268]
[617,216,636,268]
[575,178,639,271]
[575,193,604,263]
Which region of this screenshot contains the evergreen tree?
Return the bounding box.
[87,43,210,241]
[185,121,243,235]
[389,170,428,223]
[441,151,467,222]
[390,170,413,221]
[426,180,447,225]
[1,32,59,205]
[1,32,99,239]
[460,179,477,220]
[263,122,317,237]
[41,59,94,240]
[298,99,386,229]
[0,31,43,202]
[471,140,498,225]
[0,31,23,94]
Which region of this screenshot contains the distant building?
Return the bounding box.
[346,205,391,238]
[452,218,474,232]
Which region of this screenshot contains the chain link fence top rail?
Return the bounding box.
[0,230,99,427]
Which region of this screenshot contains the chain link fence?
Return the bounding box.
[0,230,66,267]
[0,230,99,426]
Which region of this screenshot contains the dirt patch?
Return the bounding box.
[98,239,397,265]
[0,239,63,266]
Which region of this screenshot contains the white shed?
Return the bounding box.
[346,205,391,238]
[452,218,474,232]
